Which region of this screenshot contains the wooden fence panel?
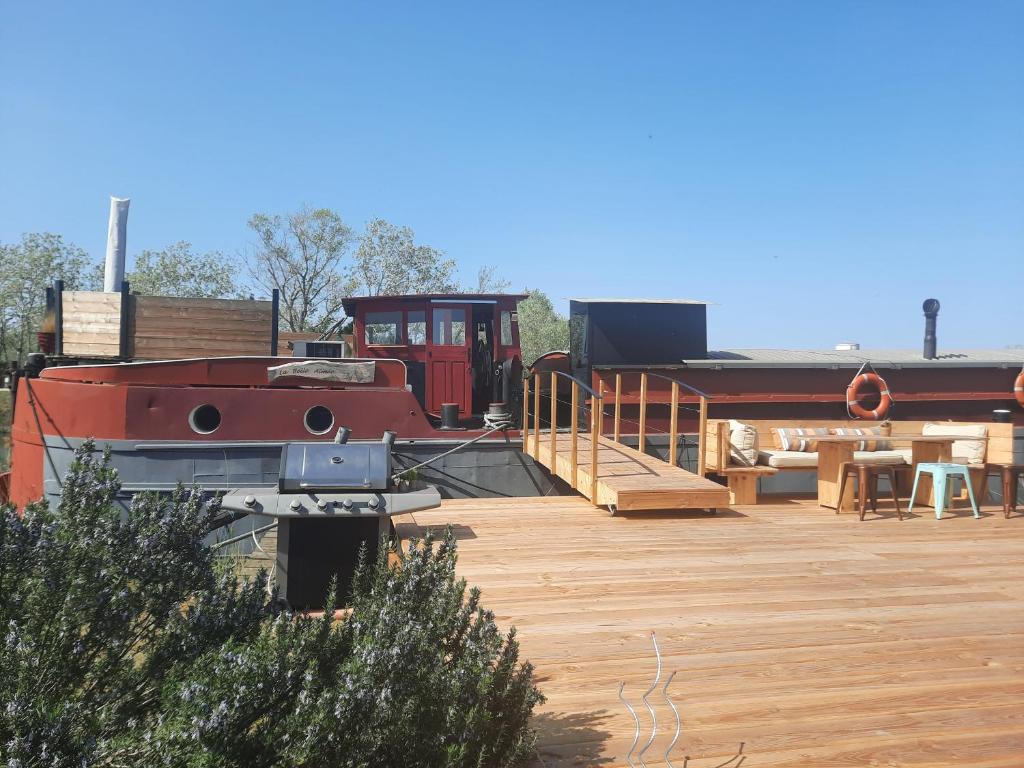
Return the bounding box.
[131,295,274,359]
[61,291,121,357]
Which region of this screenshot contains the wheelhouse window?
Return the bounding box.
[365,311,402,345]
[432,308,466,346]
[500,311,514,346]
[406,310,426,345]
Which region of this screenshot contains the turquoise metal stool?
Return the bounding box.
[908,463,980,519]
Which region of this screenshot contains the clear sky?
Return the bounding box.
[2,1,1021,350]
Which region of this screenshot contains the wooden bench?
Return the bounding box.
[706,418,1015,505]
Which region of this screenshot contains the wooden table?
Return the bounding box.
[812,434,985,510]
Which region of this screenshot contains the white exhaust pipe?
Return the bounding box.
[103,196,130,292]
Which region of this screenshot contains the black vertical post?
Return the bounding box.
[52,279,64,357]
[118,280,131,359]
[270,289,280,356]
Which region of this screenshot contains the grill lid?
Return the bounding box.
[279,442,391,492]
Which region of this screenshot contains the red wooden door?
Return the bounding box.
[427,304,471,415]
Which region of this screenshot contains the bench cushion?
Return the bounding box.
[772,427,829,452]
[833,425,891,451]
[851,450,908,465]
[758,449,910,469]
[728,420,759,466]
[923,423,987,465]
[893,448,981,467]
[759,450,819,468]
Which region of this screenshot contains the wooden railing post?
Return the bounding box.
[533,372,541,460]
[570,382,579,489]
[613,373,622,443]
[698,394,709,476]
[522,374,530,453]
[638,372,648,455]
[550,371,558,467]
[598,379,605,437]
[669,380,679,467]
[590,393,600,504]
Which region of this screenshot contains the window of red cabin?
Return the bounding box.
[500,310,513,346]
[365,311,402,345]
[406,310,426,345]
[432,308,466,345]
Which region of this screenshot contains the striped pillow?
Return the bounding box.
[833,425,891,452]
[772,427,829,452]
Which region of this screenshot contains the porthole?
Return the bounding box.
[304,405,334,435]
[189,404,222,434]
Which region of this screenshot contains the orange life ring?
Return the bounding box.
[1015,370,1024,408]
[846,372,891,420]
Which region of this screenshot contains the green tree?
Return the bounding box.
[516,287,568,365]
[246,207,356,332]
[128,242,239,298]
[351,218,459,296]
[0,443,543,768]
[0,232,99,364]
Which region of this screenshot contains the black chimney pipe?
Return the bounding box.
[922,298,940,360]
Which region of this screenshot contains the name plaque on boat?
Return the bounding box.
[267,360,375,384]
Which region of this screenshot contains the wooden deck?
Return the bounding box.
[523,432,730,511]
[396,496,1024,767]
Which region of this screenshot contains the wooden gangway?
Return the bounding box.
[522,371,729,511]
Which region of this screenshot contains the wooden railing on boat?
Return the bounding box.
[522,371,729,512]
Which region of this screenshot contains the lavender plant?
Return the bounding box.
[0,442,543,767]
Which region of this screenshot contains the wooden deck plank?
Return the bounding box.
[396,496,1024,767]
[524,431,730,510]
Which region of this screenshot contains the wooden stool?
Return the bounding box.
[987,464,1024,519]
[836,464,903,520]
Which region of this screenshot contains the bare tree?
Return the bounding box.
[351,218,459,297]
[246,207,355,332]
[472,265,511,294]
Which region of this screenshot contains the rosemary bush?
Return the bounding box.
[0,442,543,767]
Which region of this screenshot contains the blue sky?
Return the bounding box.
[2,1,1021,349]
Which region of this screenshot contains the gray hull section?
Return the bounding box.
[38,436,565,555]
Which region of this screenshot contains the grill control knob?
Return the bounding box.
[316,498,328,511]
[289,499,302,511]
[243,495,256,508]
[368,496,380,510]
[342,498,353,510]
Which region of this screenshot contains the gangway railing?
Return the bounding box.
[523,371,604,501]
[522,369,713,498]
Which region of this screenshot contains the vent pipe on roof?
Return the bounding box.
[103,197,130,292]
[922,298,940,360]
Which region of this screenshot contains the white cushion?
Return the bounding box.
[851,450,909,465]
[893,447,971,466]
[757,449,909,469]
[922,423,987,465]
[728,420,759,466]
[759,450,819,468]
